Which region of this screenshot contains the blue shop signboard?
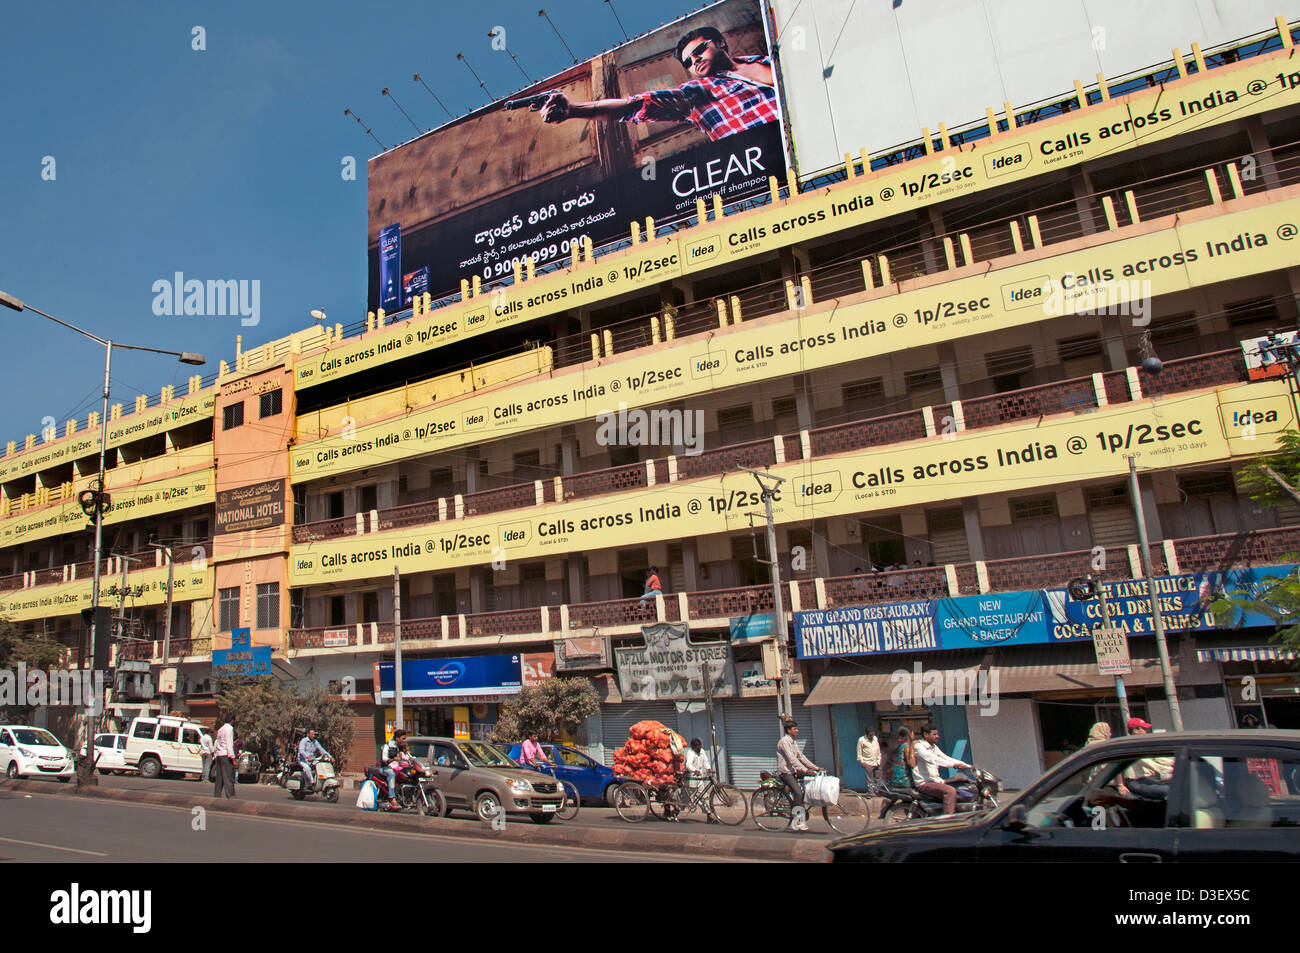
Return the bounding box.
[377,654,522,701]
[729,612,780,645]
[795,566,1294,659]
[212,627,272,676]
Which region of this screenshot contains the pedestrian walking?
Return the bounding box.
[213,716,237,798]
[856,727,881,785]
[199,730,214,783]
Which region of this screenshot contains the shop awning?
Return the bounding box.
[1196,645,1300,662]
[805,652,984,706]
[991,647,1177,693]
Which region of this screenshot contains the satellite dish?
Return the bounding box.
[310,309,327,322]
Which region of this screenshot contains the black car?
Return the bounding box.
[826,730,1300,862]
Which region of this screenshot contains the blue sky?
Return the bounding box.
[0,0,688,442]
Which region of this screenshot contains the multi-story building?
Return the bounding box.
[6,6,1300,789]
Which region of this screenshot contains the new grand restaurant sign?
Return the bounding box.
[290,381,1291,585]
[291,194,1300,483]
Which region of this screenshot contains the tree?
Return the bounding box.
[1208,428,1300,651]
[491,676,600,744]
[213,676,354,767]
[0,618,70,723]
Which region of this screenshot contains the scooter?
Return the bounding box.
[879,766,1000,823]
[284,754,341,803]
[364,760,444,816]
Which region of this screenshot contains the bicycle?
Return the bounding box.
[525,761,580,821]
[613,770,748,826]
[749,771,871,835]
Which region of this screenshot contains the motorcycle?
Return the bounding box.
[236,751,261,784]
[284,754,341,803]
[878,766,1001,824]
[363,760,444,816]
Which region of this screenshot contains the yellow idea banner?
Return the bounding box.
[292,51,1300,392]
[289,381,1287,586]
[0,469,215,549]
[0,389,216,484]
[1,564,213,623]
[291,192,1300,483]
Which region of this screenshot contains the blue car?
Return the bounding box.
[501,742,625,806]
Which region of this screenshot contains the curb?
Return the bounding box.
[0,779,827,862]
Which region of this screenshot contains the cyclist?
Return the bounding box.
[520,730,550,769]
[683,737,718,824]
[776,719,821,832]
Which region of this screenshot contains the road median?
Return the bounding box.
[0,778,826,862]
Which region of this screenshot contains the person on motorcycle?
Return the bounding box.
[297,729,331,793]
[776,719,821,832]
[384,739,418,810]
[380,730,408,811]
[913,723,971,815]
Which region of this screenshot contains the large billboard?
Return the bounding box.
[367,0,788,309]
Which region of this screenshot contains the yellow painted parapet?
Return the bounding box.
[289,191,1300,484]
[289,379,1293,586]
[1,562,213,623]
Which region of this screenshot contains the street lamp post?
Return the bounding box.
[0,290,203,783]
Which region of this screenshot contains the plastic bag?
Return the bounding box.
[804,774,840,807]
[356,778,378,811]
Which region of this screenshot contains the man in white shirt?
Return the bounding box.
[856,728,881,784]
[199,732,214,783]
[913,723,970,815]
[213,717,237,798]
[683,737,717,824]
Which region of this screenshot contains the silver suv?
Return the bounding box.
[404,737,564,823]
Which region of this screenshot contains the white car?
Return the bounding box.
[123,716,206,780]
[79,733,134,775]
[0,725,75,782]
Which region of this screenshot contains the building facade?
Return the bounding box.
[5,13,1300,786]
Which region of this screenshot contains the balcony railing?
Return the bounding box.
[290,347,1250,544]
[285,525,1300,651]
[0,540,214,595]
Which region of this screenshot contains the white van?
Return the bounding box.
[123,716,207,780]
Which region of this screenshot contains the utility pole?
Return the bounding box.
[393,565,404,732]
[741,467,793,727]
[701,661,722,783]
[1127,457,1184,731]
[148,542,175,715]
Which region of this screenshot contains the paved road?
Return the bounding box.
[0,788,755,863]
[82,773,862,841]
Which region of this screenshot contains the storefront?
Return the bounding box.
[1199,642,1300,729]
[374,653,522,742]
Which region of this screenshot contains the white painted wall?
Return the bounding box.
[966,696,1043,790]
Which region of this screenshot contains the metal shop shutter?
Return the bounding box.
[599,702,677,767]
[723,698,817,788]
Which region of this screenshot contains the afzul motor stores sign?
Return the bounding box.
[215,478,286,534]
[615,623,739,701]
[298,50,1300,393]
[292,194,1300,481]
[289,379,1293,586]
[792,566,1294,659]
[365,0,787,310]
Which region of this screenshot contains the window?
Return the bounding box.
[1012,496,1058,520]
[329,595,345,626]
[1225,297,1278,330]
[986,346,1036,391]
[772,395,799,431]
[841,379,884,417]
[512,449,541,482]
[1178,471,1236,497]
[182,728,201,746]
[132,721,156,740]
[861,515,906,568]
[717,405,755,444]
[1057,334,1103,363]
[258,389,283,418]
[608,444,640,467]
[904,368,942,393]
[222,402,244,431]
[290,589,305,629]
[361,591,378,625]
[927,508,964,532]
[327,492,344,520]
[1086,484,1128,509]
[256,583,280,629]
[359,485,377,512]
[1023,753,1175,829]
[557,748,593,768]
[218,586,241,631]
[156,724,179,743]
[293,485,307,524]
[1178,753,1300,828]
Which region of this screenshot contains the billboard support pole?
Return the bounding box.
[394,566,404,731]
[1127,457,1184,731]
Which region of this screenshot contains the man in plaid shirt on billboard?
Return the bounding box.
[537,25,778,141]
